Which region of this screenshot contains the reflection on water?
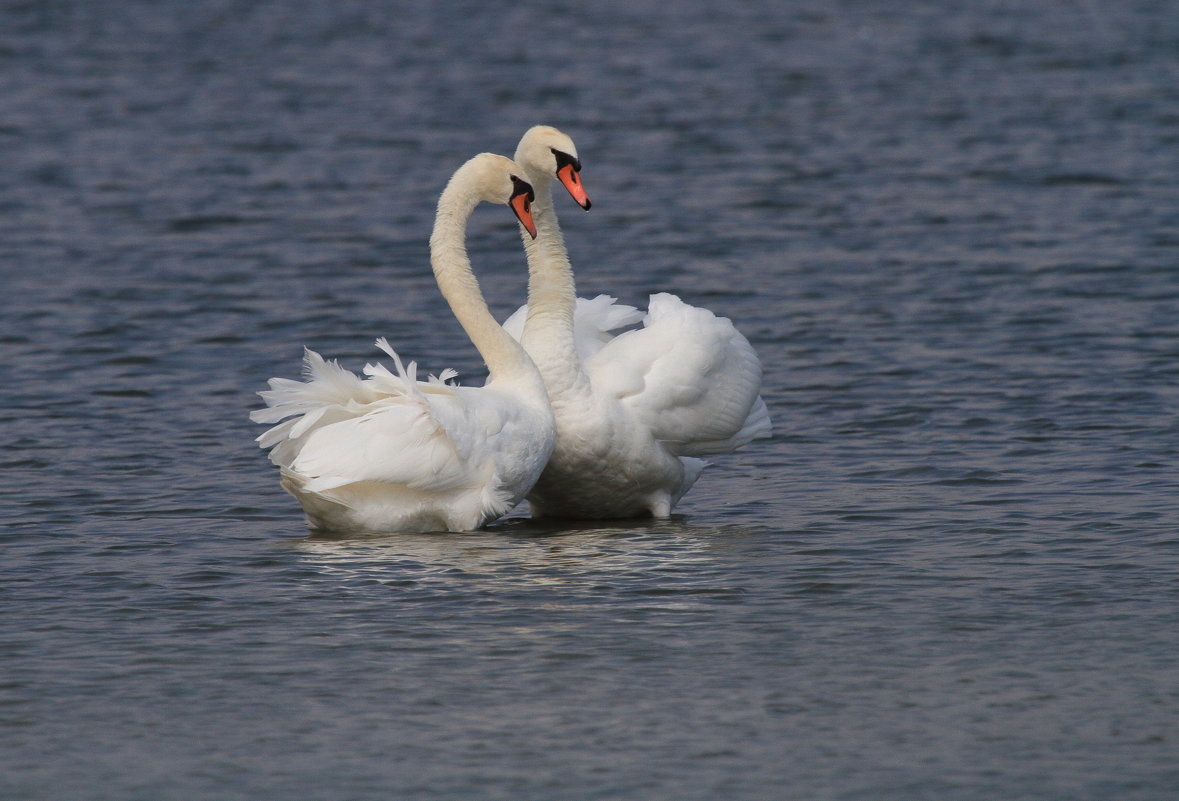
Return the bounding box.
[288,516,762,595]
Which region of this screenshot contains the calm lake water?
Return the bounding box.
[4,1,1179,799]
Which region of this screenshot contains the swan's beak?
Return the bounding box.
[556,164,592,210]
[510,191,538,239]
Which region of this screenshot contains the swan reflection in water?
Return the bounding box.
[285,515,764,597]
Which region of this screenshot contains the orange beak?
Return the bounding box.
[556,163,592,210]
[510,191,538,239]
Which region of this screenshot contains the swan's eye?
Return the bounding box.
[509,175,535,205]
[551,148,582,174]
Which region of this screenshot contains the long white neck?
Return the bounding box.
[430,173,545,396]
[517,174,589,397]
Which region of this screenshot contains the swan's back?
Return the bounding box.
[502,294,642,362]
[588,293,772,456]
[252,341,548,534]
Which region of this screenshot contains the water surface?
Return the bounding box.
[3,1,1179,799]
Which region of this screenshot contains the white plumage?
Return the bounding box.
[252,154,554,534]
[501,293,643,362]
[588,292,772,457]
[504,126,772,519]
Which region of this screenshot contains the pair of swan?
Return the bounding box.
[252,127,771,533]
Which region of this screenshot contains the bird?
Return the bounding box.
[500,125,772,519]
[251,153,556,534]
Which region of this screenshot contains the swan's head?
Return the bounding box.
[514,125,591,211]
[455,153,538,239]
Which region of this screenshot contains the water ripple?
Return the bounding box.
[4,1,1179,799]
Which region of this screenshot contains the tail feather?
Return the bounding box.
[673,457,710,505]
[256,416,298,449]
[251,340,463,480]
[288,405,330,440]
[253,348,375,425]
[368,340,460,396]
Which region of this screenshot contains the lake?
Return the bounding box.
[3,1,1178,799]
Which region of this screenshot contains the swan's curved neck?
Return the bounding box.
[518,175,587,393]
[430,178,543,393]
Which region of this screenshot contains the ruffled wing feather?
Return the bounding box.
[587,293,772,456]
[503,294,642,362]
[252,341,487,495]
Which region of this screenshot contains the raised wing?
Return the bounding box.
[587,293,772,456]
[251,340,486,495]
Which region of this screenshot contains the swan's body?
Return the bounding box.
[504,126,771,519]
[252,154,554,533]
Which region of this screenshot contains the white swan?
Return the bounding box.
[501,125,772,519]
[251,154,555,534]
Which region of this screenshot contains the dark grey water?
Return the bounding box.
[4,1,1179,798]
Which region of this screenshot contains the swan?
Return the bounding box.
[501,125,772,519]
[251,154,555,534]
